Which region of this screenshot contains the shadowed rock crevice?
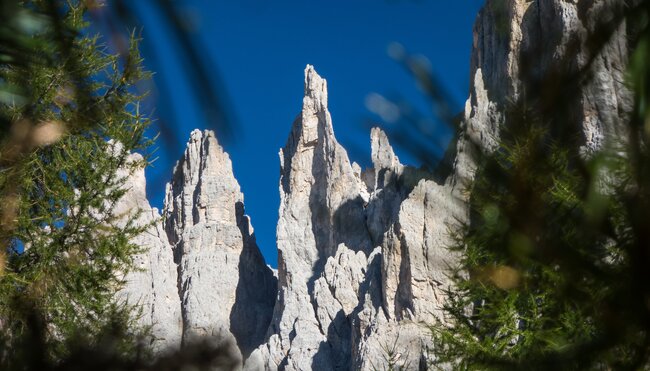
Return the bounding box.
[280,115,302,197]
[395,224,415,320]
[231,201,278,358]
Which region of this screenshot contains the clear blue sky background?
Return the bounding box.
[130,1,485,267]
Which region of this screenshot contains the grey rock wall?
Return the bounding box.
[246,65,465,370]
[117,0,632,369]
[118,131,277,365]
[115,152,183,354]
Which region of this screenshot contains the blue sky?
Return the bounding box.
[131,1,484,267]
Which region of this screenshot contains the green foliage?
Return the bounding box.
[0,0,153,365]
[432,1,650,369]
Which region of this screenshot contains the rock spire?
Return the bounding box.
[119,1,632,369]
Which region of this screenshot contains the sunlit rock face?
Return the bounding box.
[121,0,632,369]
[464,0,631,158]
[259,65,374,370]
[163,129,278,362]
[114,152,183,354]
[118,131,277,364]
[249,0,632,368]
[245,65,465,371]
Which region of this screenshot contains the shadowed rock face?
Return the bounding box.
[119,0,632,369]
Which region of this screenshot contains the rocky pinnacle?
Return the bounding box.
[118,1,632,369]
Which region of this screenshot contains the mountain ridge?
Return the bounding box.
[118,1,632,369]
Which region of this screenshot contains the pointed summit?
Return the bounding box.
[285,65,335,150]
[259,65,374,370]
[303,64,328,112]
[370,127,401,173]
[163,129,276,362]
[370,127,404,192]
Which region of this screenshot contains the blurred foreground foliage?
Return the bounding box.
[0,0,152,366]
[0,1,239,369]
[431,0,650,369]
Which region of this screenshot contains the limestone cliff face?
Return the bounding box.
[243,65,467,370]
[248,65,374,370]
[117,0,632,369]
[114,152,183,354]
[163,130,277,361]
[464,0,631,157]
[118,131,277,363]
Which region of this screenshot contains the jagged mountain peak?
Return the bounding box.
[304,64,328,112]
[370,127,400,172]
[118,1,631,369]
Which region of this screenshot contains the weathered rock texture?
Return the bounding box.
[464,0,631,157]
[118,131,277,364]
[245,64,469,370]
[163,130,278,361]
[115,153,183,354]
[118,0,632,369]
